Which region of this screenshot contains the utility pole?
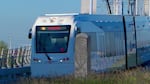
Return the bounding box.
[9,35,12,49]
[106,0,112,14]
[90,0,93,14]
[114,0,123,15]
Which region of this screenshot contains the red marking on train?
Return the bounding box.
[48,26,61,30]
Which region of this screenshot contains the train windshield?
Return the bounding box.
[36,25,71,53]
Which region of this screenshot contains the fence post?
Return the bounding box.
[26,46,31,64]
[8,49,12,68]
[2,49,8,68]
[21,47,25,67]
[0,48,4,69]
[20,47,24,67]
[75,33,90,78]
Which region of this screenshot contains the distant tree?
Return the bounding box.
[0,40,8,54]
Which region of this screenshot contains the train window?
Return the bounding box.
[36,25,71,53]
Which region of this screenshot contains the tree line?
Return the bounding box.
[0,40,8,53]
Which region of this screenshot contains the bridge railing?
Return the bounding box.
[0,46,31,69]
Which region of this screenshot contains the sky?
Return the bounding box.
[0,0,132,48]
[0,0,80,48]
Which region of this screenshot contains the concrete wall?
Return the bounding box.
[75,33,90,78]
[81,0,97,14]
[144,0,150,16]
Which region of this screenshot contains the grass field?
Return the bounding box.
[16,67,150,84]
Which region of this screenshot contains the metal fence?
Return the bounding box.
[0,46,31,69]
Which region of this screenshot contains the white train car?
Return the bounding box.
[29,13,150,77]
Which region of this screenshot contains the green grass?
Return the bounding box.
[16,67,150,84]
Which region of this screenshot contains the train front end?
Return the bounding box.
[29,14,77,77]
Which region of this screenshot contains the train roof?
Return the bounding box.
[45,13,79,16]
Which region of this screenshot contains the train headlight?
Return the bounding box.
[38,60,41,63]
[59,57,69,63]
[60,59,63,63]
[33,58,42,63]
[41,27,46,30]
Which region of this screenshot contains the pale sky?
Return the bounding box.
[0,0,139,48]
[0,0,80,48]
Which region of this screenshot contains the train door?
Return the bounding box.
[124,16,137,68]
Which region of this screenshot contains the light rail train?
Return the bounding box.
[29,13,150,77]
